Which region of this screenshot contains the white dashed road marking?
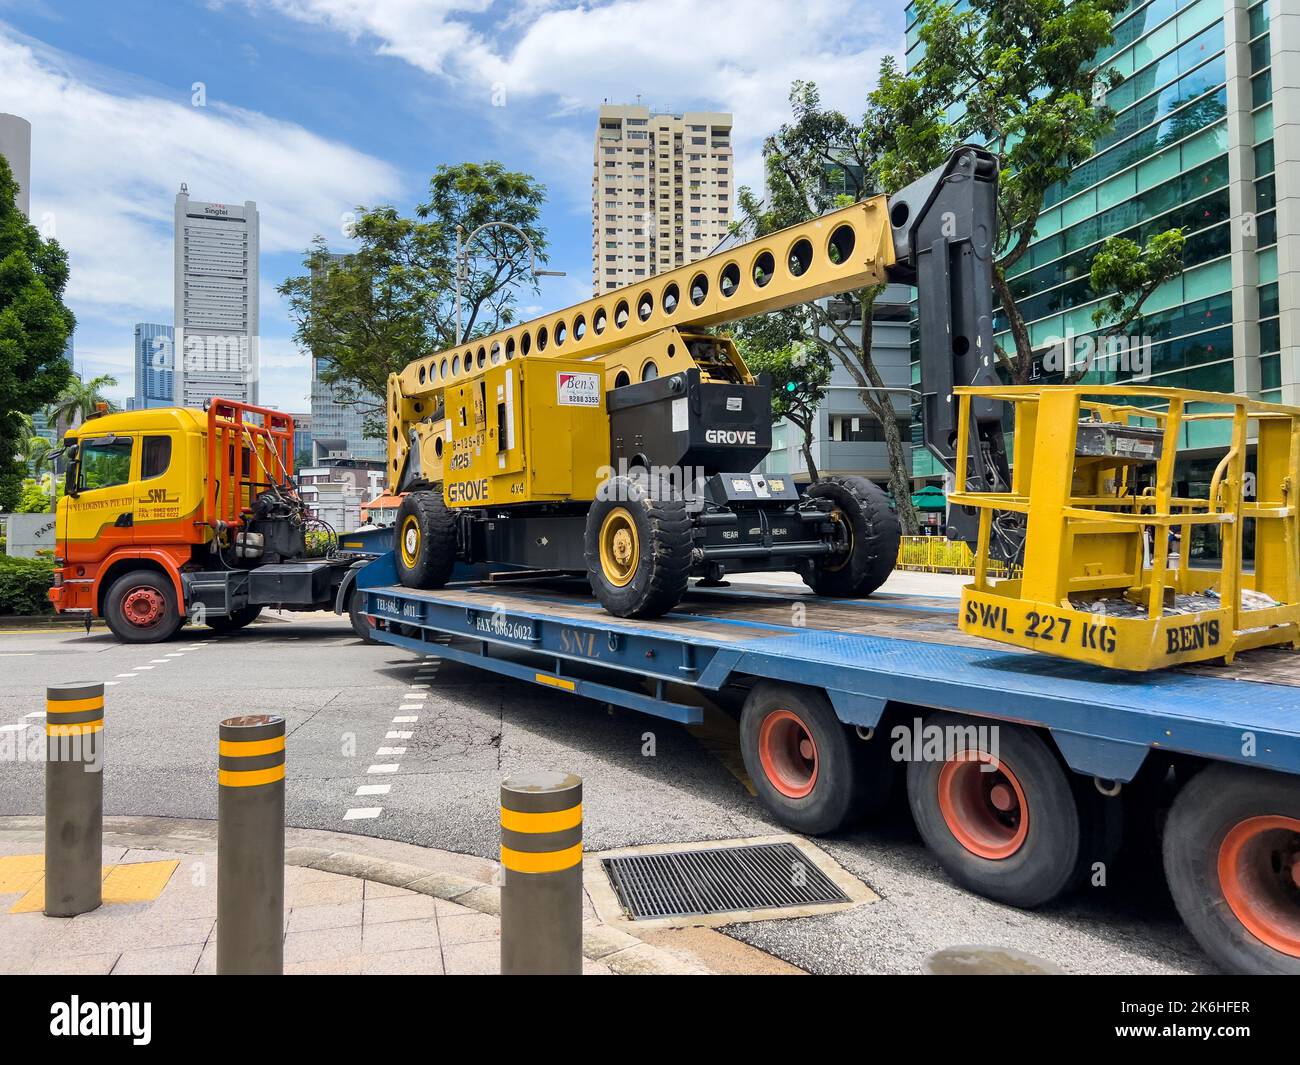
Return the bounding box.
[376,747,407,756]
[367,764,399,774]
[393,716,418,723]
[343,808,381,820]
[356,784,391,796]
[386,731,412,739]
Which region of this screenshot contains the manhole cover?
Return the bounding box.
[601,841,850,920]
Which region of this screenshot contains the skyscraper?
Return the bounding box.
[133,323,175,409]
[0,113,31,218]
[592,104,733,294]
[174,186,259,407]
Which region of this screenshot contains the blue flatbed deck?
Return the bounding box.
[358,550,1300,784]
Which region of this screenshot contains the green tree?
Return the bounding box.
[735,81,920,533]
[280,162,548,437]
[1087,228,1187,378]
[12,412,50,476]
[15,477,52,513]
[45,373,118,435]
[0,156,76,511]
[871,0,1183,384]
[741,339,832,483]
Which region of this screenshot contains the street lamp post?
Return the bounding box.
[454,221,565,346]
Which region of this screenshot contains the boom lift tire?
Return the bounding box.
[739,682,870,835]
[348,585,378,644]
[395,490,457,590]
[905,712,1088,908]
[206,605,262,632]
[104,570,183,644]
[1163,763,1300,974]
[584,476,691,618]
[802,476,900,598]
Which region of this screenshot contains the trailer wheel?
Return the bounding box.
[739,683,871,835]
[584,476,691,618]
[348,586,378,644]
[207,605,262,632]
[395,490,457,590]
[803,476,900,598]
[906,712,1085,908]
[104,570,183,644]
[1163,764,1300,974]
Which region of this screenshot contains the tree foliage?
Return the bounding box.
[0,156,75,511]
[45,373,117,435]
[280,162,548,437]
[871,0,1183,383]
[740,339,832,483]
[735,81,919,533]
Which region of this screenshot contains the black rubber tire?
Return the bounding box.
[803,476,900,597]
[1163,763,1300,974]
[348,584,378,644]
[905,711,1086,908]
[584,476,691,618]
[207,605,262,632]
[395,490,457,590]
[103,570,183,644]
[739,682,867,835]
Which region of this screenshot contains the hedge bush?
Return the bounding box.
[0,554,55,616]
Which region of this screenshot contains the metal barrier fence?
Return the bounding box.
[897,536,1020,578]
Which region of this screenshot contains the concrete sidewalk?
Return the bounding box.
[0,816,799,976]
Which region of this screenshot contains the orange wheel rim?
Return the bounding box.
[937,753,1029,860]
[1218,815,1300,958]
[758,709,818,799]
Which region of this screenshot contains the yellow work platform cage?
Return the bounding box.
[951,385,1300,671]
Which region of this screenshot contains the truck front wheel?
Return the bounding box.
[104,570,183,644]
[395,490,457,590]
[348,585,378,644]
[1163,763,1300,974]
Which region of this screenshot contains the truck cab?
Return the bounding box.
[49,399,368,643]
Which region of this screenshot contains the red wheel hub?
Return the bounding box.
[758,709,818,799]
[937,753,1029,860]
[1218,815,1300,958]
[121,586,165,628]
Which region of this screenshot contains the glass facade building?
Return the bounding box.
[133,323,175,409]
[905,0,1295,490]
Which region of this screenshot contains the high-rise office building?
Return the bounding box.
[132,323,175,409]
[592,104,733,294]
[0,113,31,218]
[174,186,259,407]
[905,0,1295,494]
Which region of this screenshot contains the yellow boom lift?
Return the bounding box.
[384,145,1300,671]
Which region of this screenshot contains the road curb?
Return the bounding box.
[0,815,708,976]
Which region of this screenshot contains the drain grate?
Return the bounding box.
[601,841,850,920]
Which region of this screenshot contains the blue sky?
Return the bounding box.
[0,0,902,410]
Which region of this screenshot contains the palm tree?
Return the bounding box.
[9,412,50,475]
[45,374,118,435]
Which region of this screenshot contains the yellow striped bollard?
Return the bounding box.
[500,772,583,975]
[217,714,285,975]
[44,681,105,917]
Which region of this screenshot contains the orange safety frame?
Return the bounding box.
[205,399,297,528]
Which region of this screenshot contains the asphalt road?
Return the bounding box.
[0,598,1212,975]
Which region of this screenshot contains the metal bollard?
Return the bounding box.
[217,714,285,975]
[500,771,583,975]
[44,682,105,918]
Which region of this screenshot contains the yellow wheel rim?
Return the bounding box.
[400,514,422,569]
[599,508,640,588]
[824,510,853,572]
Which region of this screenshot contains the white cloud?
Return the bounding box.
[245,0,900,193]
[0,29,402,407]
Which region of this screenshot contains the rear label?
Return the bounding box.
[557,372,601,406]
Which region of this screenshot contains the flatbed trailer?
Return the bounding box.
[356,550,1300,975]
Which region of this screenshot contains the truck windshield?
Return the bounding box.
[78,438,133,491]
